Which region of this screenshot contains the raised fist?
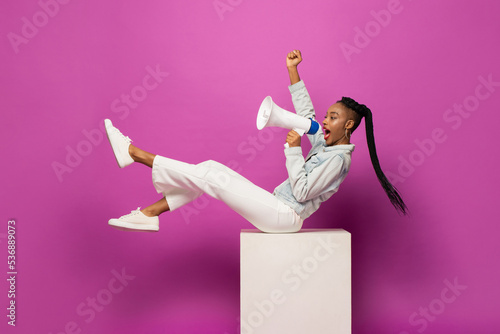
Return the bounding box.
[286,50,302,68]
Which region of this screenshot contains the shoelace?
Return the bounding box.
[111,126,133,144]
[120,207,141,219]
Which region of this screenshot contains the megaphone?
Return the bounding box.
[257,96,320,147]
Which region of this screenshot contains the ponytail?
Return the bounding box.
[339,97,408,215]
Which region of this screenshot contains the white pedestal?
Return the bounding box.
[240,229,351,334]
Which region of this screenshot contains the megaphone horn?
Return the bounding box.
[257,96,320,136]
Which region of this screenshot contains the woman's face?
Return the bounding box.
[323,103,352,146]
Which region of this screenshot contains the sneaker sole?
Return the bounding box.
[108,220,159,232]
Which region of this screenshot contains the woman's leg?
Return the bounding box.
[128,145,204,218]
[129,144,156,168]
[105,119,301,232]
[152,156,303,233]
[141,197,170,217]
[105,119,202,230]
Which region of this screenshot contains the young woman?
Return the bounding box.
[105,50,407,233]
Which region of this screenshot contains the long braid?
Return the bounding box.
[339,97,408,215]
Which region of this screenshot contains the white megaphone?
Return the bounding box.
[257,96,320,147]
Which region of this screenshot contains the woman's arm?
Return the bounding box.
[286,50,302,85]
[286,152,348,203]
[285,50,323,147]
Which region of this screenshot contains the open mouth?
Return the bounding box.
[324,128,331,140]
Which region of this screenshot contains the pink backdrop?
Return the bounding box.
[1,0,499,333]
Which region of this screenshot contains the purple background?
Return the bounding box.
[1,0,499,333]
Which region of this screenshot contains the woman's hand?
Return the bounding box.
[286,130,301,147]
[286,50,302,68]
[286,50,302,85]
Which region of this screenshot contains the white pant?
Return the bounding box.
[151,156,303,233]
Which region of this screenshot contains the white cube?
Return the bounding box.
[240,229,351,334]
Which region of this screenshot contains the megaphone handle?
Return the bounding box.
[284,127,306,148]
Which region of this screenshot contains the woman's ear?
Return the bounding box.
[345,119,355,130]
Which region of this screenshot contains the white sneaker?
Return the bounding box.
[104,119,134,168]
[108,208,159,232]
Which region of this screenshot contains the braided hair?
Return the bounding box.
[338,97,408,215]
